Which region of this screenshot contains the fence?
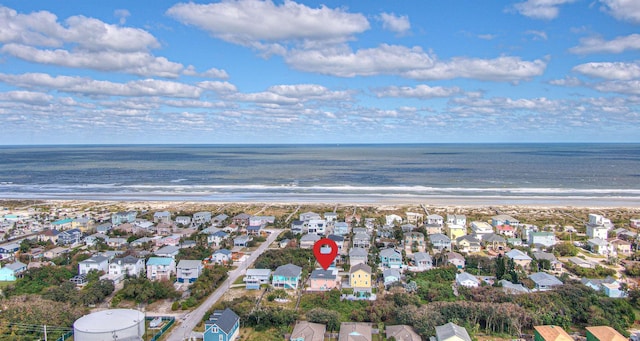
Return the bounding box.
[147,316,176,341]
[55,331,73,341]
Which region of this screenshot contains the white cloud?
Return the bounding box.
[378,13,410,34]
[593,80,640,95]
[549,76,584,86]
[167,0,370,47]
[600,0,640,24]
[526,30,548,40]
[404,56,548,82]
[231,84,351,105]
[573,61,640,80]
[0,90,53,105]
[0,72,203,98]
[1,44,183,78]
[478,34,497,40]
[373,85,463,99]
[511,0,576,20]
[197,81,238,93]
[114,9,130,25]
[569,34,640,54]
[183,65,229,79]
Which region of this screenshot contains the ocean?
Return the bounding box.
[0,144,639,205]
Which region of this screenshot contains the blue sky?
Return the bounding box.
[0,0,639,144]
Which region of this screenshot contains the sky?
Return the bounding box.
[0,0,639,144]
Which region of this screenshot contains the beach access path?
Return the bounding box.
[164,229,281,341]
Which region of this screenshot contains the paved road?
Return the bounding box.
[165,229,281,341]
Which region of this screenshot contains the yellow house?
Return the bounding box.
[446,224,467,240]
[350,263,372,295]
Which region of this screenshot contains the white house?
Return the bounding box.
[587,224,609,240]
[385,214,403,226]
[300,212,322,221]
[78,255,109,275]
[153,211,172,224]
[427,214,444,226]
[589,214,614,229]
[211,249,233,264]
[109,255,145,277]
[307,219,326,235]
[447,214,467,226]
[177,260,203,283]
[588,238,615,256]
[175,216,191,226]
[456,272,480,288]
[528,232,557,247]
[470,221,494,236]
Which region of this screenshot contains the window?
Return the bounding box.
[219,335,223,341]
[213,326,218,333]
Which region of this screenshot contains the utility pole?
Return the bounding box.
[43,325,47,341]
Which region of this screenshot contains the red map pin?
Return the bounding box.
[312,238,339,270]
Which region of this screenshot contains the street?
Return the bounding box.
[164,229,281,341]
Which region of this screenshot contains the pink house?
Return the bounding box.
[496,225,515,237]
[154,234,181,247]
[308,269,340,291]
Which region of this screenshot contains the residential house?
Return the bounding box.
[446,252,465,269]
[244,268,271,290]
[383,268,401,287]
[130,236,156,248]
[204,308,240,341]
[429,233,452,252]
[153,211,171,224]
[385,214,403,226]
[427,214,444,226]
[406,212,424,225]
[290,321,326,341]
[307,219,326,235]
[0,266,17,281]
[456,272,480,288]
[291,220,306,235]
[353,232,371,249]
[586,326,626,341]
[233,235,252,247]
[78,255,109,275]
[529,272,563,291]
[499,279,531,294]
[209,231,229,247]
[339,323,372,341]
[569,257,597,269]
[533,252,562,271]
[379,248,403,269]
[349,247,368,266]
[249,216,275,226]
[401,224,417,233]
[247,223,266,236]
[57,228,83,245]
[193,211,212,226]
[610,239,632,256]
[581,277,626,298]
[496,225,516,237]
[470,221,494,237]
[112,211,137,225]
[155,245,180,258]
[146,257,176,281]
[456,235,481,253]
[587,225,609,240]
[39,229,60,244]
[211,249,233,265]
[533,325,573,341]
[447,214,467,227]
[631,218,640,229]
[482,233,507,251]
[95,223,112,234]
[106,237,128,248]
[508,238,523,246]
[212,213,228,226]
[177,260,203,283]
[3,261,26,277]
[422,223,442,235]
[350,263,372,295]
[385,325,421,341]
[300,234,321,249]
[324,212,338,222]
[43,246,69,259]
[588,238,615,256]
[52,218,74,230]
[175,216,191,226]
[412,252,432,271]
[109,255,145,277]
[155,234,181,247]
[505,249,533,268]
[300,212,322,222]
[328,234,345,254]
[435,322,472,341]
[491,215,520,227]
[589,214,614,229]
[333,222,349,236]
[279,239,292,248]
[272,263,302,290]
[0,242,20,260]
[404,232,425,253]
[528,232,557,247]
[308,269,340,291]
[446,224,466,240]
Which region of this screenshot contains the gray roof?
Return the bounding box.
[456,235,480,243]
[310,269,336,280]
[499,279,531,294]
[435,322,471,341]
[177,260,202,269]
[533,251,557,262]
[588,238,609,247]
[413,252,432,262]
[80,255,108,264]
[246,268,271,277]
[274,263,302,277]
[328,234,345,242]
[301,233,321,242]
[383,268,401,279]
[505,249,532,261]
[379,248,401,258]
[214,249,232,256]
[529,272,563,286]
[207,308,239,334]
[456,272,479,284]
[482,233,506,243]
[5,261,26,271]
[386,325,421,341]
[350,263,372,274]
[349,247,368,257]
[113,255,142,265]
[155,245,180,255]
[429,233,451,243]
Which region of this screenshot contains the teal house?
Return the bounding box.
[379,248,403,269]
[204,308,240,341]
[0,267,16,281]
[272,263,302,290]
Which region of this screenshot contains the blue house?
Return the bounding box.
[204,308,240,341]
[272,263,302,290]
[0,267,16,281]
[379,248,403,269]
[333,222,349,236]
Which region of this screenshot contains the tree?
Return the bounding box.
[306,308,341,331]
